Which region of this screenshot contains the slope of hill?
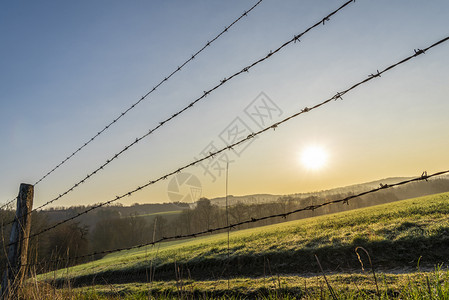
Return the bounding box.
[45,191,449,287]
[209,176,449,206]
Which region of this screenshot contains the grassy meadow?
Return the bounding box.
[26,268,449,299]
[36,192,449,298]
[133,210,183,223]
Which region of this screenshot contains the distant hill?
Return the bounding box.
[209,177,414,207]
[210,194,282,206]
[290,176,414,197]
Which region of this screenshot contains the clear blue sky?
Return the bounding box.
[1,0,448,208]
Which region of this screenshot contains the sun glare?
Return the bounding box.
[300,146,327,170]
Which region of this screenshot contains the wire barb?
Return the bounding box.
[369,70,381,78]
[421,171,429,181]
[333,92,344,101]
[414,48,426,56]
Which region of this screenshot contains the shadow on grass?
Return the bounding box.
[52,232,449,288]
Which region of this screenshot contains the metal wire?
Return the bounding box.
[0,198,16,211]
[9,34,449,246]
[25,169,449,267]
[0,0,264,208]
[7,0,356,219]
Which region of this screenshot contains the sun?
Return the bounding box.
[300,146,327,170]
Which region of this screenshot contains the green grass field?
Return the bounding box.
[26,268,449,299]
[66,269,448,299]
[39,192,449,298]
[131,210,183,224]
[135,210,183,218]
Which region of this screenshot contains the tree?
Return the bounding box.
[42,222,89,269]
[194,198,216,231]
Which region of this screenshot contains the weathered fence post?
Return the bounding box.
[1,183,34,299]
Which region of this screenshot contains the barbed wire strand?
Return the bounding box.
[10,34,449,247]
[0,0,264,209]
[0,197,16,211]
[4,0,357,222]
[26,169,449,268]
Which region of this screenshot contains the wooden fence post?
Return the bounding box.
[1,183,34,299]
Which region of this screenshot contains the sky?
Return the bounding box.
[1,0,448,209]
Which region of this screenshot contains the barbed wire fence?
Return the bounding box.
[7,34,449,249]
[1,0,357,228]
[0,0,264,211]
[0,0,448,296]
